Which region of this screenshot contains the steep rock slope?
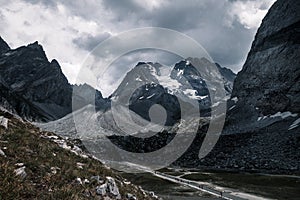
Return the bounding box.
[0,41,73,121]
[0,36,10,55]
[0,39,108,121]
[176,0,300,173]
[230,0,300,125]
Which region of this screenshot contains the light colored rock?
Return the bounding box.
[96,183,107,196]
[126,193,137,200]
[0,148,6,157]
[15,163,24,167]
[124,180,131,185]
[0,116,8,129]
[76,162,85,169]
[83,178,90,184]
[14,166,27,179]
[106,176,121,199]
[71,145,82,155]
[149,191,158,199]
[95,177,121,199]
[50,167,60,174]
[75,177,83,185]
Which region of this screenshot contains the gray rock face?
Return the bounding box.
[73,83,110,112]
[111,59,235,125]
[0,41,73,121]
[0,36,10,55]
[231,0,300,116]
[182,0,300,173]
[0,40,108,121]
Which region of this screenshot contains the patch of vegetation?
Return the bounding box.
[0,111,154,200]
[181,173,212,181]
[162,171,185,176]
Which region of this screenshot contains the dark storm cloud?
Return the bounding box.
[99,0,262,70]
[101,0,141,16]
[101,0,205,31]
[17,0,274,74]
[73,32,111,51]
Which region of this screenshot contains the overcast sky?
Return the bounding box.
[0,0,275,96]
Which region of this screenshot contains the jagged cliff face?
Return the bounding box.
[0,37,10,55]
[0,41,73,121]
[181,0,300,172]
[0,40,108,121]
[231,0,300,116]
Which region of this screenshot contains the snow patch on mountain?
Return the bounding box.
[270,111,297,119]
[257,111,298,121]
[289,118,300,130]
[147,64,182,94]
[183,89,208,100]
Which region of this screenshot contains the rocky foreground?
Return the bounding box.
[0,109,157,200]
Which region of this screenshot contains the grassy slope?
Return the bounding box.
[0,111,154,200]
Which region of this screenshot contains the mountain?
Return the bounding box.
[0,41,72,121]
[73,83,110,111]
[0,36,235,125]
[227,0,300,131]
[111,59,235,125]
[0,39,109,122]
[214,63,236,95]
[111,62,182,126]
[175,0,300,173]
[38,58,235,169]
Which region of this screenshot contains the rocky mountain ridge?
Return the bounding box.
[112,59,235,125]
[0,40,109,122]
[0,36,234,125]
